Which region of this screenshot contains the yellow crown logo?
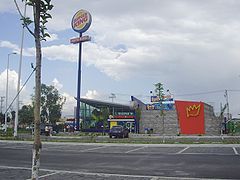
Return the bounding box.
[186,104,201,117]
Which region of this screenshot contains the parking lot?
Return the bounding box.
[0,141,239,155]
[0,141,240,180]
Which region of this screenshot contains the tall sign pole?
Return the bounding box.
[71,9,92,131]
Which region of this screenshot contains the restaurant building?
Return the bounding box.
[75,96,221,135]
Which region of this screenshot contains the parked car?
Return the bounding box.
[109,125,129,138]
[32,123,51,135]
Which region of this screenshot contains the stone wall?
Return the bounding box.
[139,107,179,135]
[204,103,221,135]
[139,103,221,135]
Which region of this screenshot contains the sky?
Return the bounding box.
[0,0,240,118]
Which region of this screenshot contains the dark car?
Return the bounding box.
[32,123,53,136]
[109,125,129,138]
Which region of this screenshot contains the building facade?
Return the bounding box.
[76,97,221,135]
[137,99,221,135]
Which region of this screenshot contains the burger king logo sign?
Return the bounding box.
[72,9,92,33]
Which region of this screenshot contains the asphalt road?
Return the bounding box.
[0,141,240,180]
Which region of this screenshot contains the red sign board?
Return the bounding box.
[175,100,205,135]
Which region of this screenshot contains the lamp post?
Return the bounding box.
[4,52,17,132]
[14,0,26,137]
[109,93,116,102]
[0,96,5,113]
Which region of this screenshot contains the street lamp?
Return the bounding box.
[14,0,27,137]
[166,89,174,99]
[4,52,17,132]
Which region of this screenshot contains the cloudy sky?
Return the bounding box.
[0,0,240,117]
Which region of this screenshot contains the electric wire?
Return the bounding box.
[4,66,36,114]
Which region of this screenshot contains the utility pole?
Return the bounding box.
[0,96,5,114]
[225,90,230,120]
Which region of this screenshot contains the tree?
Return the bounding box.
[19,105,34,125]
[101,107,110,128]
[14,0,53,179]
[154,82,165,139]
[39,84,65,125]
[154,83,164,100]
[91,107,109,129]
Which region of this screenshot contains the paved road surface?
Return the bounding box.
[0,141,240,180]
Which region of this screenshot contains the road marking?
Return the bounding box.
[25,172,60,180]
[36,170,208,180]
[81,146,106,152]
[0,165,216,180]
[38,172,59,179]
[0,165,33,171]
[232,147,239,155]
[176,147,189,154]
[125,146,146,153]
[150,177,159,180]
[175,152,236,156]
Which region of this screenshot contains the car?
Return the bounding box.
[109,125,129,138]
[32,123,50,135]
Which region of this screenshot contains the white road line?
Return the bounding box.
[0,165,226,180]
[26,172,60,180]
[232,147,239,155]
[176,147,189,154]
[175,152,236,156]
[0,165,33,171]
[125,146,146,153]
[81,146,106,152]
[39,172,59,179]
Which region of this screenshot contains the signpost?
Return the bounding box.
[71,9,92,131]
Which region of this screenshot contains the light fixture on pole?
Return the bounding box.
[109,93,116,102]
[4,52,17,132]
[14,0,26,137]
[166,89,174,99]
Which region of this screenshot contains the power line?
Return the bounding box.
[107,89,240,100]
[4,65,36,115]
[175,90,224,97]
[228,89,240,92]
